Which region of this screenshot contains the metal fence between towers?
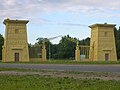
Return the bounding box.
[29,46,42,62]
[79,45,90,60]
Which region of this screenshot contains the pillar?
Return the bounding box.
[75,42,80,61]
[42,42,46,62]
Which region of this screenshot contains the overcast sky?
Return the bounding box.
[0,0,120,44]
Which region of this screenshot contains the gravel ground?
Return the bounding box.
[0,70,120,81]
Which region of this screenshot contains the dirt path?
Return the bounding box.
[0,70,120,81]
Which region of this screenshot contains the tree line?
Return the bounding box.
[114,27,120,59]
[0,27,120,60]
[28,35,90,60]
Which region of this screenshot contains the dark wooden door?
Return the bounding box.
[15,53,19,62]
[105,53,109,61]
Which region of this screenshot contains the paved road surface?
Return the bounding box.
[0,63,120,73]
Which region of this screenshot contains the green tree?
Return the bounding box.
[80,37,90,45]
[57,35,77,59]
[51,44,59,59]
[115,27,120,59]
[0,34,4,60]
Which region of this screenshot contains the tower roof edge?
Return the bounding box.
[89,23,116,28]
[3,18,29,25]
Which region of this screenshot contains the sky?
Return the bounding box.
[0,0,120,44]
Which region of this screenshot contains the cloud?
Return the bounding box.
[0,0,120,23]
[57,22,88,27]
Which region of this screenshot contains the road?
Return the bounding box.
[0,63,120,73]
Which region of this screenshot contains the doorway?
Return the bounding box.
[15,53,19,62]
[105,53,109,61]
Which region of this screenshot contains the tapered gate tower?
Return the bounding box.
[2,18,29,62]
[89,23,117,61]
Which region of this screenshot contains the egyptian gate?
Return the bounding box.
[1,18,117,62]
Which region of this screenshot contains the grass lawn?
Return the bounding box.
[0,75,120,90]
[0,68,120,90]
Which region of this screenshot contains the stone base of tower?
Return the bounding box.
[97,50,117,61]
[2,47,29,62]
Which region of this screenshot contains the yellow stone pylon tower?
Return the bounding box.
[89,23,117,61]
[2,18,29,62]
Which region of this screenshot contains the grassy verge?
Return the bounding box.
[35,60,120,65]
[0,75,120,90]
[1,60,120,65]
[0,68,30,71]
